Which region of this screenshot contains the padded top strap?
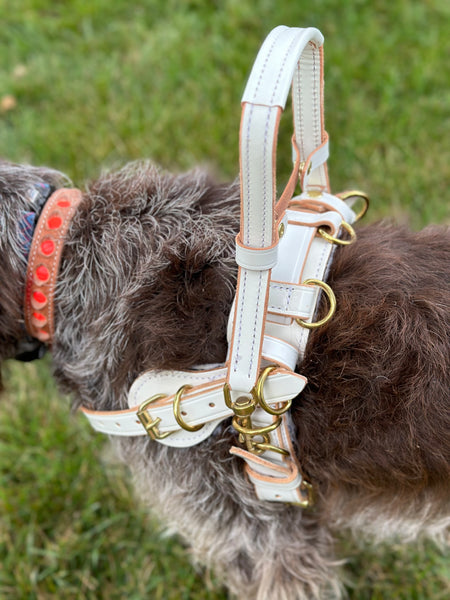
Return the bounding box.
[228,26,328,393]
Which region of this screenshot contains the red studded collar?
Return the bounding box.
[23,188,82,344]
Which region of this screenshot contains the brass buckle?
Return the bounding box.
[137,394,173,440]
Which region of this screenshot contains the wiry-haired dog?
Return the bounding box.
[0,160,449,599]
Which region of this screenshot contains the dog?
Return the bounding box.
[1,22,449,600]
[0,158,449,599]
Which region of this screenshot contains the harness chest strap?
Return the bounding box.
[81,367,307,445]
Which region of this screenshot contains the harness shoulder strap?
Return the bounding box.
[228,25,328,395]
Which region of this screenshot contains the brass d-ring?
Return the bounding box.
[173,385,204,432]
[337,190,370,222]
[254,365,292,416]
[295,279,336,330]
[318,221,356,245]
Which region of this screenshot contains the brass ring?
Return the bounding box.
[295,279,336,330]
[243,432,271,454]
[173,385,204,432]
[231,416,282,437]
[253,365,292,416]
[254,442,290,456]
[318,220,356,245]
[337,190,370,222]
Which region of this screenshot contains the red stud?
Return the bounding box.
[37,330,50,342]
[35,265,50,282]
[48,215,62,229]
[32,311,46,321]
[40,239,55,256]
[57,199,71,208]
[33,291,47,304]
[32,311,47,327]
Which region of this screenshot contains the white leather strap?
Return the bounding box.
[228,268,271,392]
[291,191,356,224]
[229,26,325,394]
[261,335,298,370]
[81,367,307,448]
[225,26,332,504]
[268,281,318,319]
[286,208,342,233]
[230,446,305,504]
[235,237,279,270]
[292,38,329,191]
[241,26,324,108]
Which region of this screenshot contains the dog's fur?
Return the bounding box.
[1,160,449,599]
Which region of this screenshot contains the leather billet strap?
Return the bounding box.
[24,188,82,343]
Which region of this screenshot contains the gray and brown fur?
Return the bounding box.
[0,160,449,599]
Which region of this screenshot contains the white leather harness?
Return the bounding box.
[82,26,367,506]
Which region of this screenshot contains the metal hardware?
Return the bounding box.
[253,442,289,456]
[223,385,263,453]
[296,279,336,330]
[278,222,285,238]
[337,189,370,222]
[255,365,292,416]
[306,190,323,198]
[299,161,312,176]
[173,384,205,432]
[232,416,282,437]
[223,384,257,414]
[318,220,356,245]
[223,367,291,456]
[137,394,173,440]
[296,480,314,508]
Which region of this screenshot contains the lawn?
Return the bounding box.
[0,1,449,598]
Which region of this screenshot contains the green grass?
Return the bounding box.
[0,1,449,598]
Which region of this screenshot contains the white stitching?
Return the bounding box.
[244,105,254,245]
[232,269,247,373]
[247,270,264,378]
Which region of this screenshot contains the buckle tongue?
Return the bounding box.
[137,394,173,440]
